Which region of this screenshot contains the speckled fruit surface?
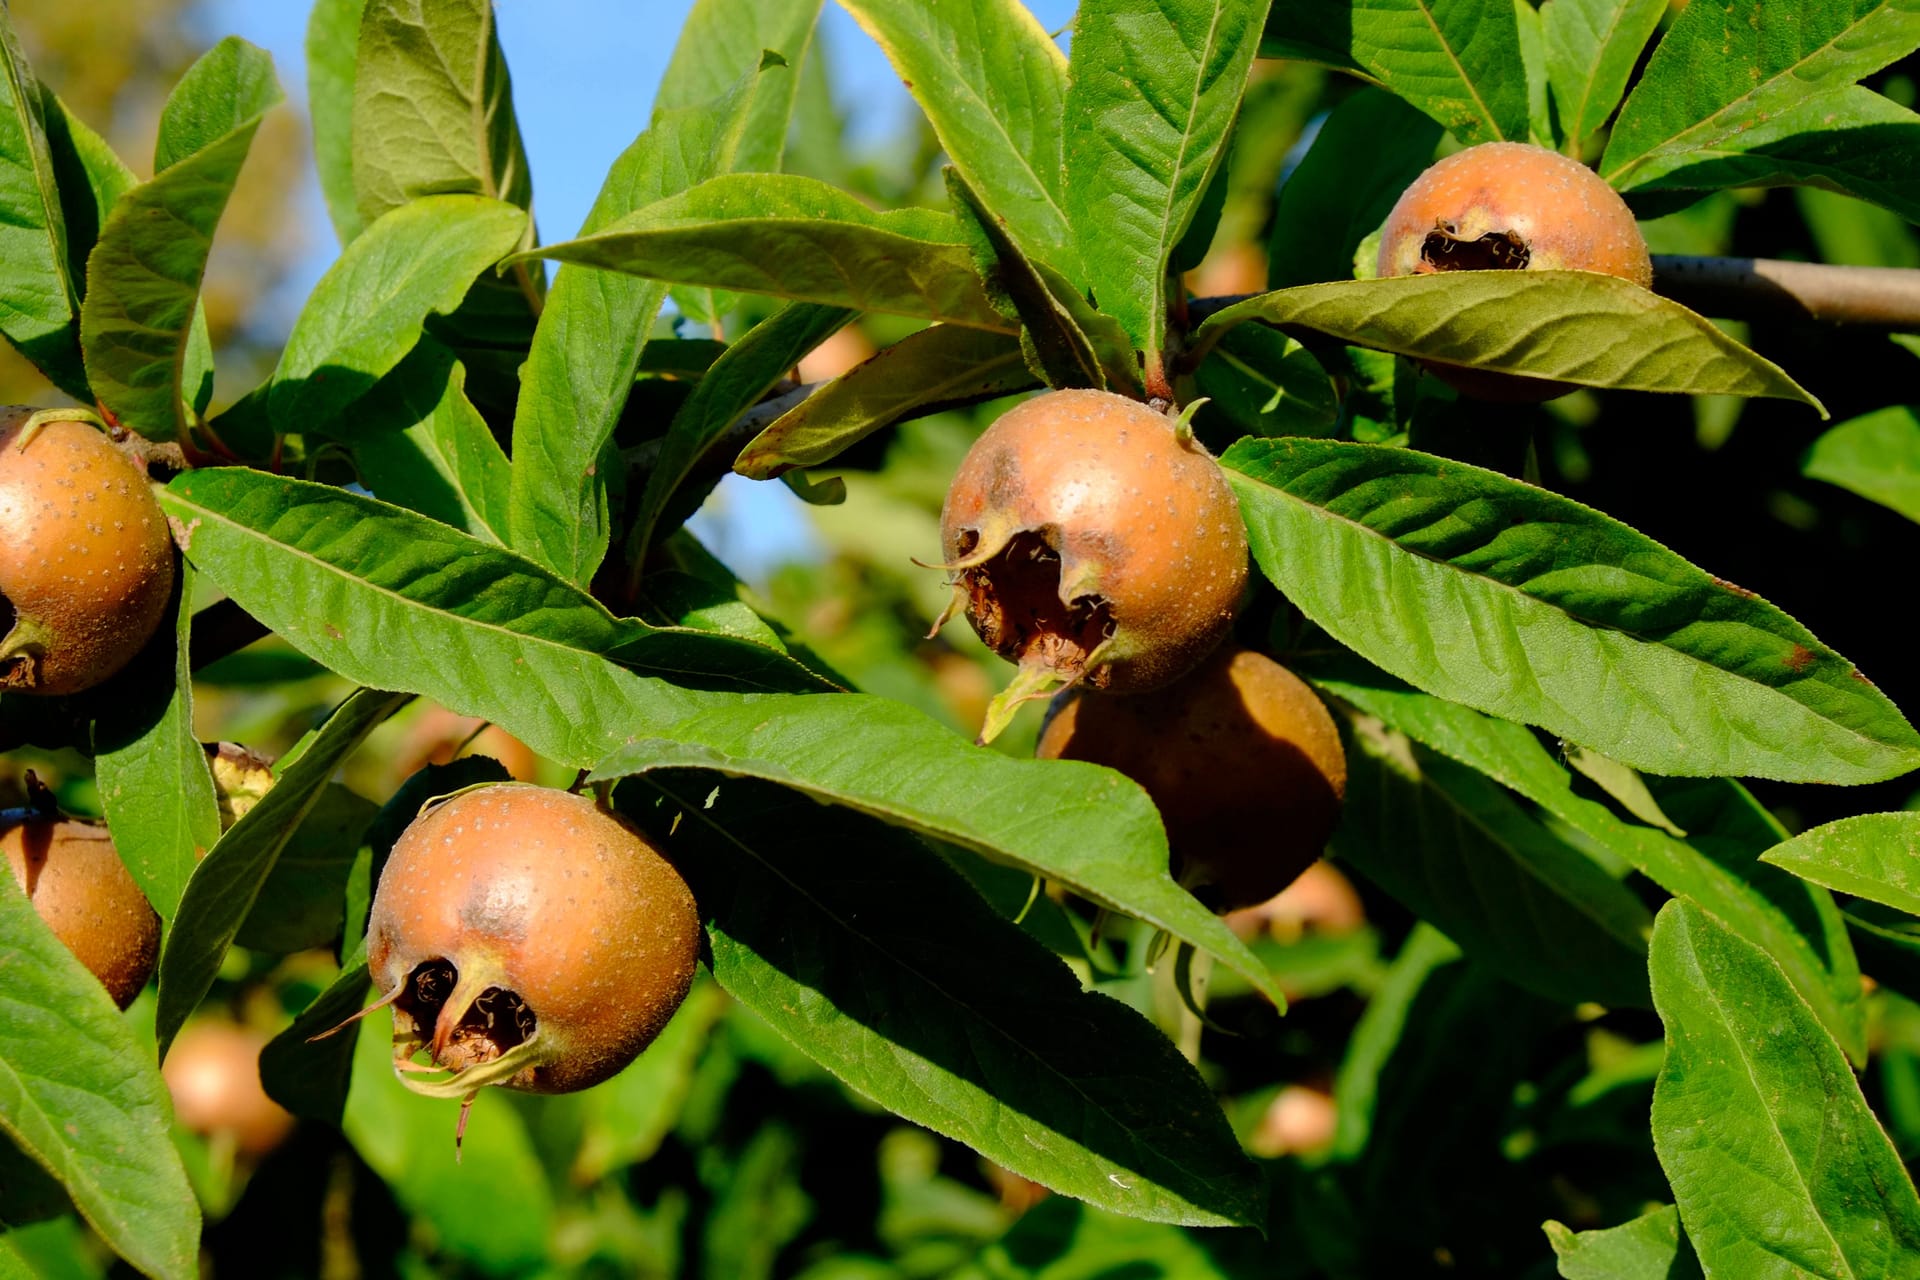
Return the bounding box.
[4,815,161,1009]
[366,784,700,1094]
[0,408,175,695]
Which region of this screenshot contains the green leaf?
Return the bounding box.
[78,46,281,441]
[946,168,1107,391]
[0,12,85,399]
[1846,902,1920,1003]
[1545,1205,1703,1280]
[268,194,526,434]
[591,695,1286,1006]
[1650,900,1920,1279]
[735,323,1034,478]
[635,774,1265,1227]
[1307,654,1869,1062]
[1603,0,1920,208]
[1062,0,1268,370]
[1513,0,1554,147]
[1804,406,1920,524]
[0,878,199,1280]
[627,302,854,571]
[153,36,280,173]
[1333,710,1654,1007]
[656,0,822,174]
[1541,0,1666,161]
[92,559,221,927]
[1225,437,1919,782]
[236,783,379,953]
[1190,325,1339,439]
[1192,273,1821,405]
[569,979,726,1183]
[306,0,366,244]
[346,341,511,543]
[40,91,135,307]
[154,469,795,768]
[519,173,1009,330]
[155,688,406,1055]
[838,0,1076,278]
[1762,812,1920,917]
[1266,88,1441,290]
[954,1197,1251,1280]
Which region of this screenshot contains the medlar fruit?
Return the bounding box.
[1037,646,1346,913]
[3,803,160,1009]
[0,408,175,696]
[163,1021,295,1157]
[1376,141,1652,400]
[361,784,699,1107]
[937,389,1248,742]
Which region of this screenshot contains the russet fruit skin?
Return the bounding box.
[1037,647,1346,913]
[366,784,700,1095]
[162,1022,295,1157]
[4,814,161,1009]
[1375,141,1652,401]
[0,408,175,696]
[939,389,1248,699]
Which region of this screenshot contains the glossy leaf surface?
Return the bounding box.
[1762,812,1920,918]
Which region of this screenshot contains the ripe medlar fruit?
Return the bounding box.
[937,389,1248,742]
[1375,141,1652,401]
[3,802,160,1009]
[0,407,175,696]
[361,784,699,1107]
[1037,646,1346,913]
[163,1021,295,1158]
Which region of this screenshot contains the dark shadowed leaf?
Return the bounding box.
[1191,325,1339,439]
[0,880,199,1280]
[953,1196,1257,1279]
[630,773,1266,1227]
[1545,1205,1703,1280]
[1762,812,1920,918]
[345,341,511,543]
[1194,273,1819,404]
[840,0,1076,278]
[735,324,1033,478]
[156,688,406,1055]
[1651,901,1920,1279]
[39,90,135,309]
[520,173,1008,330]
[0,12,85,399]
[306,0,366,244]
[591,696,1285,1005]
[1803,406,1920,524]
[235,783,379,953]
[1062,0,1267,368]
[1226,438,1919,782]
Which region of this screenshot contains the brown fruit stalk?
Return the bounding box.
[4,794,160,1009]
[936,389,1248,742]
[1037,647,1346,913]
[0,408,175,696]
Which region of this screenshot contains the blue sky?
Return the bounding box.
[194,0,1077,581]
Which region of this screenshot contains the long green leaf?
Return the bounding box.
[1545,1205,1703,1280]
[268,194,525,434]
[838,0,1076,277]
[1062,0,1268,369]
[155,469,806,768]
[519,173,1009,330]
[0,879,199,1280]
[1651,900,1920,1279]
[93,559,221,928]
[40,90,135,312]
[1603,0,1920,204]
[1225,437,1920,782]
[735,323,1033,478]
[156,688,407,1055]
[1193,273,1820,405]
[306,0,367,244]
[591,696,1286,1007]
[0,11,84,399]
[1334,710,1653,1007]
[1308,654,1868,1061]
[79,43,281,441]
[1804,405,1920,524]
[153,35,280,173]
[1542,0,1666,161]
[347,342,511,543]
[635,773,1266,1226]
[1762,812,1920,917]
[657,0,821,173]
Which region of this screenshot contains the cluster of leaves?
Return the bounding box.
[6,0,1920,1275]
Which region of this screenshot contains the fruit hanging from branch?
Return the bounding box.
[1375,141,1653,401]
[934,389,1249,743]
[1037,647,1346,913]
[344,784,700,1150]
[0,407,176,696]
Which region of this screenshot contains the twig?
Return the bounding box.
[1650,255,1920,330]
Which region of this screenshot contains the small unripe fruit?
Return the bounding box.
[4,812,160,1009]
[0,408,175,696]
[163,1021,295,1157]
[365,784,700,1098]
[937,389,1248,740]
[1376,141,1652,400]
[1037,647,1345,913]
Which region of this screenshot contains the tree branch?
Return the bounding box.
[1650,256,1920,329]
